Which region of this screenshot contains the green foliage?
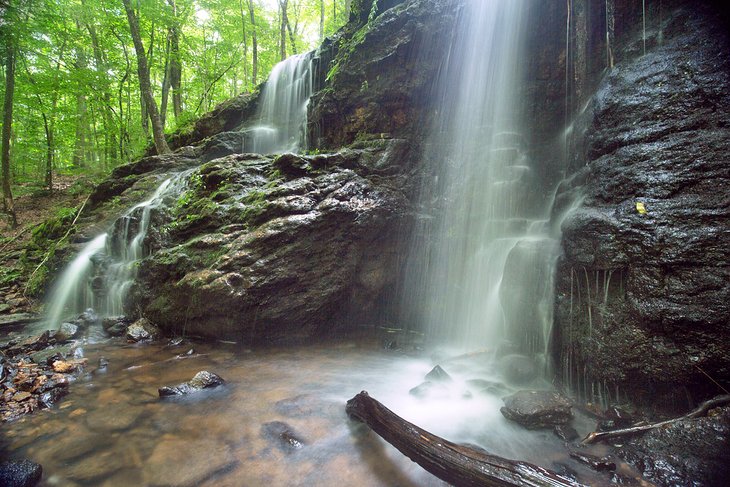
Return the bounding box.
[5,0,350,200]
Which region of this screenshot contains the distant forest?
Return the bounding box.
[0,0,351,220]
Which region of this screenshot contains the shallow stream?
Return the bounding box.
[1,332,617,486]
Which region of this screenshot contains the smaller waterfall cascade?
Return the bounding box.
[244,52,315,154]
[46,174,189,327]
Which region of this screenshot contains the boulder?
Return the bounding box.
[53,323,80,342]
[0,459,42,487]
[424,365,452,382]
[500,390,573,429]
[158,370,225,397]
[126,318,160,342]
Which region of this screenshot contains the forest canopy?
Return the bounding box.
[0,0,350,221]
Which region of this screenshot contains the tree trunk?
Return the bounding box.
[346,392,586,487]
[167,0,182,122]
[279,0,288,61]
[122,0,170,155]
[319,0,324,42]
[2,36,17,227]
[238,0,249,93]
[86,22,117,165]
[248,0,258,86]
[160,33,171,127]
[72,29,89,168]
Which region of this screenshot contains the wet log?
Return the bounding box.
[346,391,585,487]
[582,394,730,445]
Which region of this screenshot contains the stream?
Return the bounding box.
[1,328,620,486]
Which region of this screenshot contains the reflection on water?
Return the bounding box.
[1,336,609,486]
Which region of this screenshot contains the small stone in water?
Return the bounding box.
[158,371,225,397]
[425,365,452,382]
[0,459,43,487]
[553,424,580,441]
[261,421,307,452]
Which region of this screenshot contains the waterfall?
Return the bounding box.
[243,52,315,154]
[403,1,559,366]
[46,174,188,327]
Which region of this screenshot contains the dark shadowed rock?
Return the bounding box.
[501,390,573,429]
[158,370,225,397]
[425,365,452,382]
[102,316,130,337]
[553,4,730,409]
[617,406,730,487]
[261,421,307,452]
[0,459,42,487]
[568,451,616,472]
[553,424,579,442]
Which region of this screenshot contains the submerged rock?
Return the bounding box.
[568,451,616,472]
[102,316,130,337]
[553,424,579,442]
[0,459,42,487]
[53,322,80,343]
[143,438,237,487]
[500,390,573,429]
[617,406,730,487]
[261,421,307,452]
[158,370,225,397]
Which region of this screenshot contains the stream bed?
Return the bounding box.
[1,332,620,486]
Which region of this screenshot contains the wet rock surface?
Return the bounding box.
[501,390,573,429]
[0,459,42,487]
[617,406,730,487]
[130,144,409,343]
[143,438,237,486]
[158,370,225,397]
[553,4,730,406]
[126,318,160,342]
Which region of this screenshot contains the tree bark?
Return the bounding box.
[319,0,325,42]
[167,0,182,122]
[279,0,288,61]
[2,34,18,227]
[122,0,170,155]
[346,392,585,487]
[248,0,258,86]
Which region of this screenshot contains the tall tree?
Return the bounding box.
[248,0,258,86]
[121,0,170,155]
[279,0,288,61]
[1,6,18,227]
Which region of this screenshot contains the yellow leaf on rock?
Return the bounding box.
[636,202,647,215]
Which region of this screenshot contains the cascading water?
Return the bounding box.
[403,0,560,366]
[46,174,188,327]
[243,51,315,154]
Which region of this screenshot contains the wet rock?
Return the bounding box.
[261,421,307,452]
[98,357,109,370]
[568,451,616,472]
[51,359,87,373]
[598,406,635,431]
[617,406,730,487]
[76,309,99,328]
[465,379,510,396]
[102,316,130,337]
[53,323,80,343]
[143,438,237,487]
[4,332,50,357]
[553,4,730,407]
[500,390,573,429]
[126,318,160,342]
[498,354,538,384]
[0,313,40,327]
[553,424,579,442]
[158,370,225,397]
[0,459,42,487]
[425,365,452,382]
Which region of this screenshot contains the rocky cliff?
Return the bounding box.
[553,3,730,410]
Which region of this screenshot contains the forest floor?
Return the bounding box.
[0,174,92,314]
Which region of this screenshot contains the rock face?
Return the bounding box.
[307,0,458,148]
[129,144,408,343]
[617,407,730,486]
[500,390,573,429]
[553,4,730,408]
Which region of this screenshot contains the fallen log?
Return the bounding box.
[346,391,586,487]
[582,394,730,445]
